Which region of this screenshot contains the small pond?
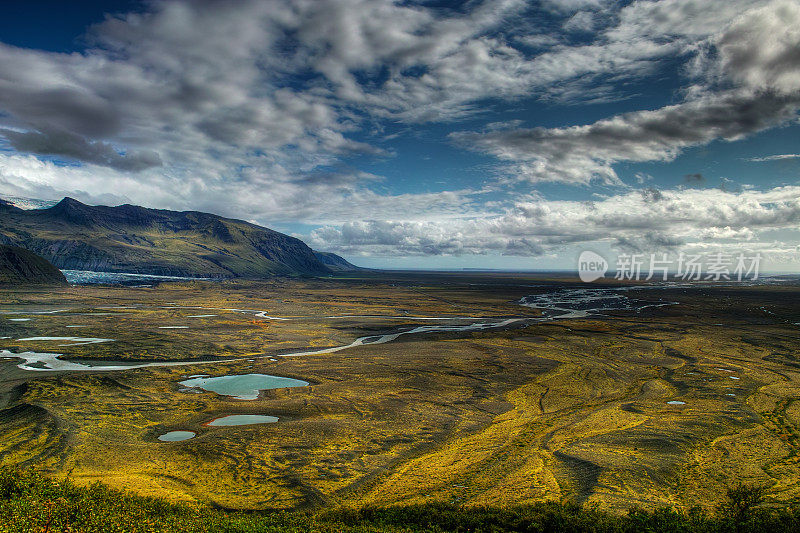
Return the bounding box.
[179,373,309,400]
[207,414,279,426]
[158,430,196,442]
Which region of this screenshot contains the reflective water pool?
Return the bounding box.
[178,373,309,400]
[158,430,196,441]
[206,414,279,426]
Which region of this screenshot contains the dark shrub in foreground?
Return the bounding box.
[1,467,798,532]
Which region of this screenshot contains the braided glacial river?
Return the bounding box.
[1,287,669,374]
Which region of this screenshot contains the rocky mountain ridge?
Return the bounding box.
[0,197,358,278]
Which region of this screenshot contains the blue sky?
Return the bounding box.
[0,0,798,271]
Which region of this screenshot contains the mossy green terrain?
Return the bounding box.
[2,467,798,532]
[1,274,799,517]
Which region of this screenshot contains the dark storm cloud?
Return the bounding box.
[452,1,800,186]
[715,1,800,93]
[0,79,122,138]
[0,128,161,171]
[452,90,800,185]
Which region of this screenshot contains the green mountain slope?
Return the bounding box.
[0,244,67,285]
[0,197,330,278]
[313,250,366,271]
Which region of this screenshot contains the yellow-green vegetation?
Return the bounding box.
[1,274,800,515]
[1,467,798,532]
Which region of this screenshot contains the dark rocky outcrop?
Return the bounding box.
[0,245,68,285]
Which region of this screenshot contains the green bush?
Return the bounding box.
[0,467,798,532]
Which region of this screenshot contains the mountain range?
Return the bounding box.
[0,197,361,278]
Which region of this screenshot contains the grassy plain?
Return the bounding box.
[1,273,799,513]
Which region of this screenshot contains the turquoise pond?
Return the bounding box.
[158,431,196,442]
[178,373,309,400]
[207,414,279,426]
